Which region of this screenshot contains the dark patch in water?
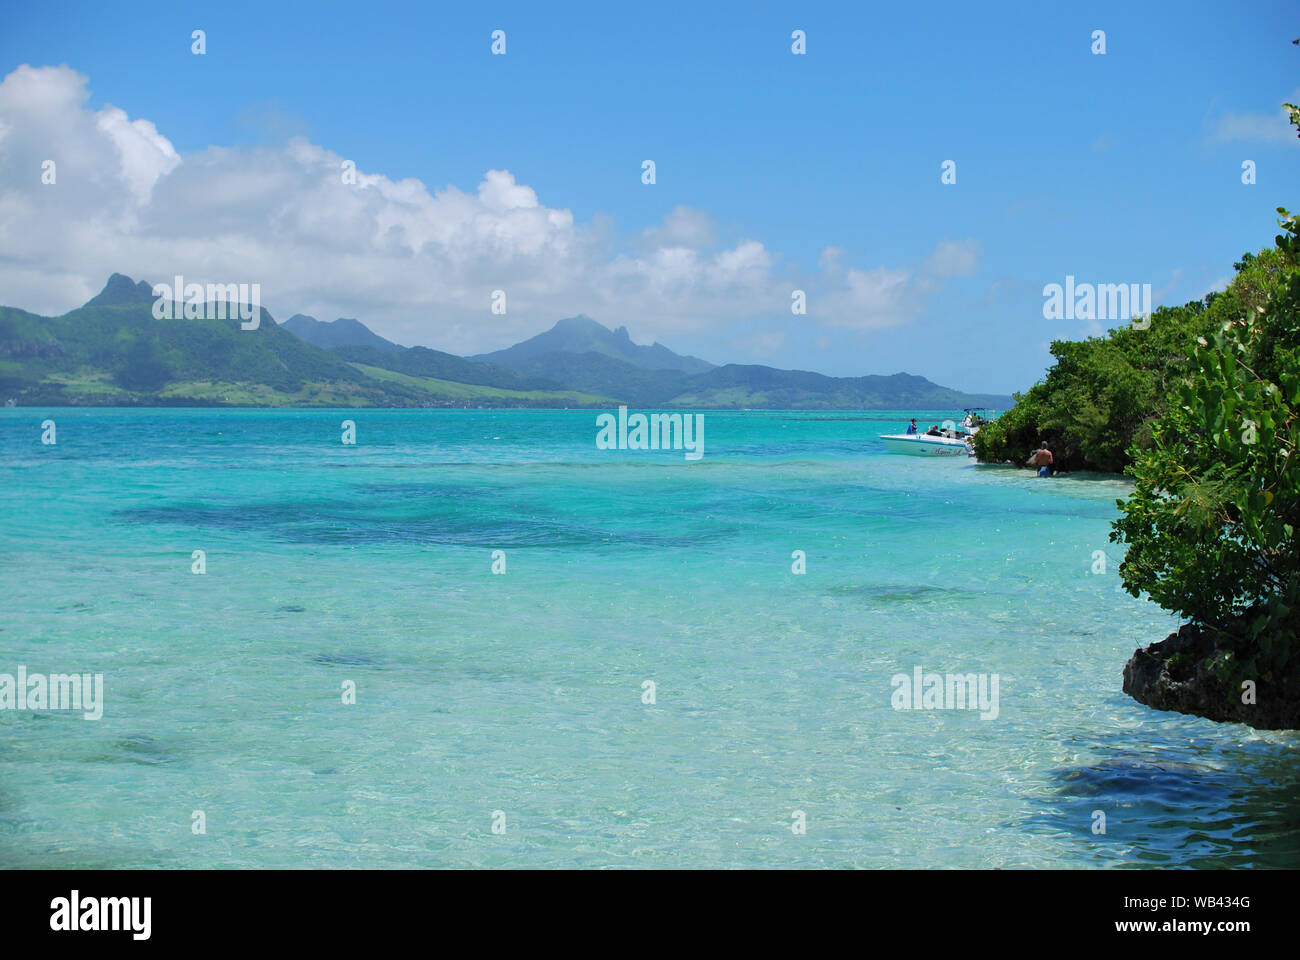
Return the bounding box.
[277,604,306,613]
[312,653,376,667]
[352,482,490,499]
[115,496,737,549]
[1048,758,1220,805]
[110,735,179,766]
[1017,755,1300,868]
[827,583,958,604]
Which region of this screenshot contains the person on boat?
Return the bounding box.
[906,419,918,435]
[926,424,941,436]
[1027,443,1054,477]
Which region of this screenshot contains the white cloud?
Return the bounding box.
[818,265,913,330]
[94,106,179,202]
[1211,92,1300,144]
[640,205,716,249]
[1201,275,1233,298]
[923,238,979,278]
[731,330,787,358]
[0,64,976,353]
[818,246,845,270]
[807,237,978,332]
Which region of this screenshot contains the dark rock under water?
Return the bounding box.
[1123,620,1300,730]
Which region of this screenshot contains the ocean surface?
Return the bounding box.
[1,407,1297,869]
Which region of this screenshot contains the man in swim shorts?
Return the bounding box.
[1028,444,1054,477]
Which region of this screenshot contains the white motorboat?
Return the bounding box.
[879,408,994,456]
[879,432,971,456]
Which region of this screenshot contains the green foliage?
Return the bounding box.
[116,337,170,391]
[1111,207,1300,675]
[971,256,1296,471]
[334,343,536,390]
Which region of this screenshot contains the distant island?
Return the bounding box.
[0,274,1013,410]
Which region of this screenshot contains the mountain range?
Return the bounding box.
[470,315,715,374]
[0,274,1013,409]
[281,314,405,354]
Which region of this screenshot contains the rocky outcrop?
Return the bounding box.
[1123,619,1300,730]
[84,272,157,307]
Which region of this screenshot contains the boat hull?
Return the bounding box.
[879,433,969,456]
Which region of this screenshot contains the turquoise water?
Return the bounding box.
[1,407,1297,869]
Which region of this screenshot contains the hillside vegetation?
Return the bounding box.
[972,252,1288,472]
[1113,204,1300,727]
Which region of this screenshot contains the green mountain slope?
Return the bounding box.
[675,365,1011,410]
[480,350,694,405]
[348,363,615,405]
[282,314,405,353]
[332,343,538,391]
[471,314,715,374]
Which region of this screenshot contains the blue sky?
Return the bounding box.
[1,0,1297,393]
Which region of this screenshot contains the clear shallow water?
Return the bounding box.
[1,407,1297,869]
